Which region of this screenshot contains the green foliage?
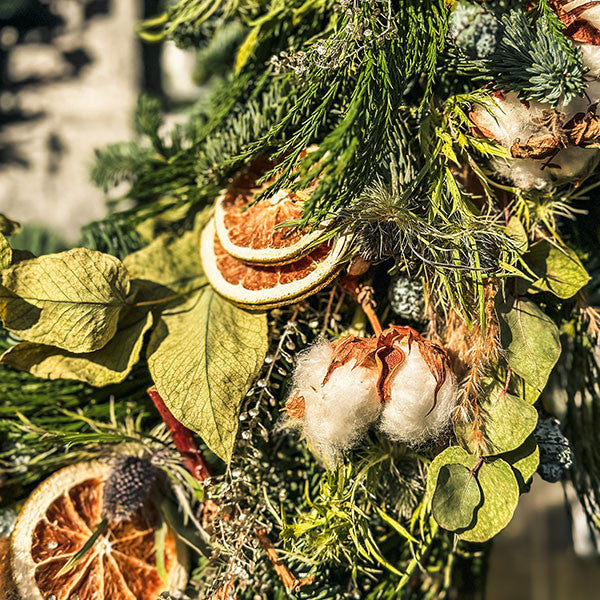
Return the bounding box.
[456,8,587,106]
[426,447,520,542]
[281,440,434,583]
[497,295,562,391]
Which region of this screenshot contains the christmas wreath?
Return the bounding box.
[1,0,599,598]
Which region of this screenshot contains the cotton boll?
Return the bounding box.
[379,343,458,446]
[286,340,381,466]
[579,43,600,76]
[471,92,538,148]
[471,92,600,189]
[491,146,597,190]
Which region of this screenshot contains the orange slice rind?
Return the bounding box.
[214,156,325,265]
[11,461,188,600]
[201,218,347,309]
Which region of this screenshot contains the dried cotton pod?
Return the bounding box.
[284,339,382,466]
[284,327,458,465]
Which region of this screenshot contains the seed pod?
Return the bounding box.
[535,416,574,483]
[102,456,159,522]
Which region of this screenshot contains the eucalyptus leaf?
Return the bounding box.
[457,458,519,543]
[425,446,477,504]
[0,248,132,353]
[147,289,268,462]
[526,240,589,299]
[0,309,153,386]
[426,448,520,542]
[483,388,538,456]
[497,297,561,391]
[432,463,481,531]
[501,434,540,490]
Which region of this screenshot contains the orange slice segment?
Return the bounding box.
[214,157,325,265]
[201,217,347,309]
[11,461,188,600]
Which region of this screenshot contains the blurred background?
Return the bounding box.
[1,1,600,597]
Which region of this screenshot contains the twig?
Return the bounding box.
[147,386,212,482]
[256,529,315,592]
[341,275,382,334]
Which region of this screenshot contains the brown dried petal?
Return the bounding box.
[564,112,600,146]
[550,0,600,44]
[285,393,306,419]
[322,335,378,385]
[510,134,564,159]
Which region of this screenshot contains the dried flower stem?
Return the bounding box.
[256,529,315,592]
[341,275,382,334]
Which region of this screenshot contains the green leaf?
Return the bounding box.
[124,213,208,302]
[458,458,519,543]
[0,309,153,386]
[426,446,478,505]
[235,26,259,74]
[501,434,540,490]
[0,248,131,353]
[482,385,538,456]
[147,289,268,462]
[526,240,589,299]
[432,463,482,531]
[497,297,561,391]
[0,234,11,270]
[506,216,528,254]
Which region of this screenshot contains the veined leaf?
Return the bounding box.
[147,289,268,462]
[0,309,153,386]
[432,463,481,531]
[526,240,589,299]
[0,234,11,270]
[0,214,21,236]
[0,248,131,353]
[497,297,561,391]
[124,212,209,301]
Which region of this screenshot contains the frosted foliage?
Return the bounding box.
[473,90,600,189]
[288,340,382,466]
[379,343,458,445]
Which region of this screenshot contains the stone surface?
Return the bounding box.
[0,0,140,241]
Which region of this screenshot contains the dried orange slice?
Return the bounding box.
[201,218,347,309]
[11,461,188,600]
[214,157,324,265]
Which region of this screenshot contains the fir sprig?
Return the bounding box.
[457,8,587,106]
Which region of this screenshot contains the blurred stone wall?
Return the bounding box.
[0,0,140,241]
